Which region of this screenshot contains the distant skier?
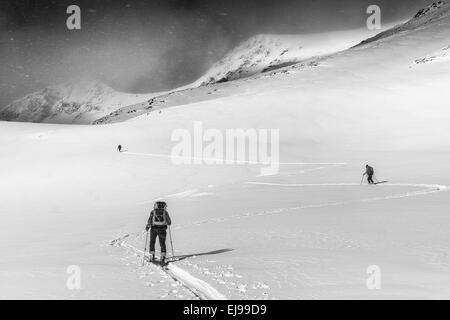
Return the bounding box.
[145,201,172,263]
[118,145,122,152]
[363,164,375,184]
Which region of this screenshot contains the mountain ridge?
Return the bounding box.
[0,80,158,124]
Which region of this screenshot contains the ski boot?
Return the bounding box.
[149,251,155,263]
[161,252,166,265]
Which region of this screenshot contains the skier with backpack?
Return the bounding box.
[363,164,375,184]
[118,145,122,152]
[145,201,172,264]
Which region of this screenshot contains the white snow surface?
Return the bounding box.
[1,2,450,299]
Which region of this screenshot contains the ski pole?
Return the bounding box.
[360,175,364,185]
[168,225,175,259]
[142,230,149,266]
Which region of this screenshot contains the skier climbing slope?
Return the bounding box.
[145,201,172,264]
[362,164,375,184]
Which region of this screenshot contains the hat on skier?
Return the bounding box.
[154,201,167,210]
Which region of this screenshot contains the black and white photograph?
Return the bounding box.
[1,0,450,304]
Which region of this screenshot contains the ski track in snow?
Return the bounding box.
[122,151,346,166]
[131,157,348,205]
[138,189,200,205]
[170,182,448,230]
[112,239,227,300]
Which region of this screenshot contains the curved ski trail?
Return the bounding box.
[171,182,448,230]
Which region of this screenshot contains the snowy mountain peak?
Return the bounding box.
[0,81,113,123]
[43,80,116,105]
[0,81,155,124]
[194,34,305,86]
[194,30,382,86]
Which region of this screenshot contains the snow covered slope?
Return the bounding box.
[413,44,450,65]
[193,29,389,86]
[356,0,449,47]
[0,81,158,124]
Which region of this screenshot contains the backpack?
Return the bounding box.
[367,166,374,175]
[152,202,168,226]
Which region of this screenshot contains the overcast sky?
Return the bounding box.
[0,0,433,107]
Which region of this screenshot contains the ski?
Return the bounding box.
[151,260,169,268]
[143,255,204,300]
[144,255,170,269]
[374,181,389,185]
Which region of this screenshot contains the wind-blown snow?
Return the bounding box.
[193,28,395,86]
